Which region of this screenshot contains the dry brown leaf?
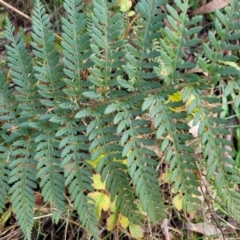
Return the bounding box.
[193,0,229,15]
[185,222,224,240]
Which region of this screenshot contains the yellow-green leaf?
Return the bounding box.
[120,215,129,229]
[129,223,144,239]
[88,148,105,169]
[106,212,118,231]
[0,207,12,230]
[172,193,183,211]
[88,192,110,219]
[119,0,132,12]
[91,173,105,190]
[127,11,135,17]
[109,199,117,212]
[218,60,240,70]
[168,92,182,102]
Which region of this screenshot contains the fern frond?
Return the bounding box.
[61,0,92,103]
[31,0,64,107]
[4,18,39,118]
[136,0,205,211]
[49,115,99,236]
[33,122,65,223]
[197,0,240,221]
[88,0,126,98]
[106,95,165,222]
[31,0,66,223]
[9,139,37,240]
[59,1,100,235]
[75,0,141,222]
[118,0,166,92]
[0,143,10,214]
[0,72,36,240]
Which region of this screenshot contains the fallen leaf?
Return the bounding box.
[120,215,129,229]
[88,192,110,219]
[106,212,118,231]
[129,223,144,239]
[193,0,229,15]
[91,173,105,190]
[109,199,117,212]
[172,193,183,211]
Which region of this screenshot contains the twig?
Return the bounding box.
[0,0,31,21]
[0,0,62,41]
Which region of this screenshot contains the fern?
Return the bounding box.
[31,0,65,223]
[57,0,98,236]
[1,0,240,239]
[198,0,240,221]
[2,19,39,238]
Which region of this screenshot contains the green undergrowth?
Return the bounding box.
[0,0,240,239]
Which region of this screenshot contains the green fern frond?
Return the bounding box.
[197,0,240,221]
[88,0,125,97]
[76,0,141,223]
[0,144,10,214]
[49,114,99,236]
[31,0,64,107]
[118,0,166,92]
[33,122,65,223]
[61,0,92,103]
[0,73,36,240]
[144,0,203,211]
[4,18,39,119]
[9,139,37,240]
[106,95,165,222]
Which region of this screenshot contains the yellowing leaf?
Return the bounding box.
[168,92,185,112]
[0,207,12,231]
[172,193,183,211]
[106,212,118,231]
[88,192,110,219]
[127,11,135,17]
[129,223,144,239]
[168,92,182,102]
[160,171,170,183]
[109,199,117,212]
[88,148,105,169]
[91,173,105,190]
[119,0,132,12]
[120,215,129,229]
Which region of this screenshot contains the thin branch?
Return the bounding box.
[0,0,63,41]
